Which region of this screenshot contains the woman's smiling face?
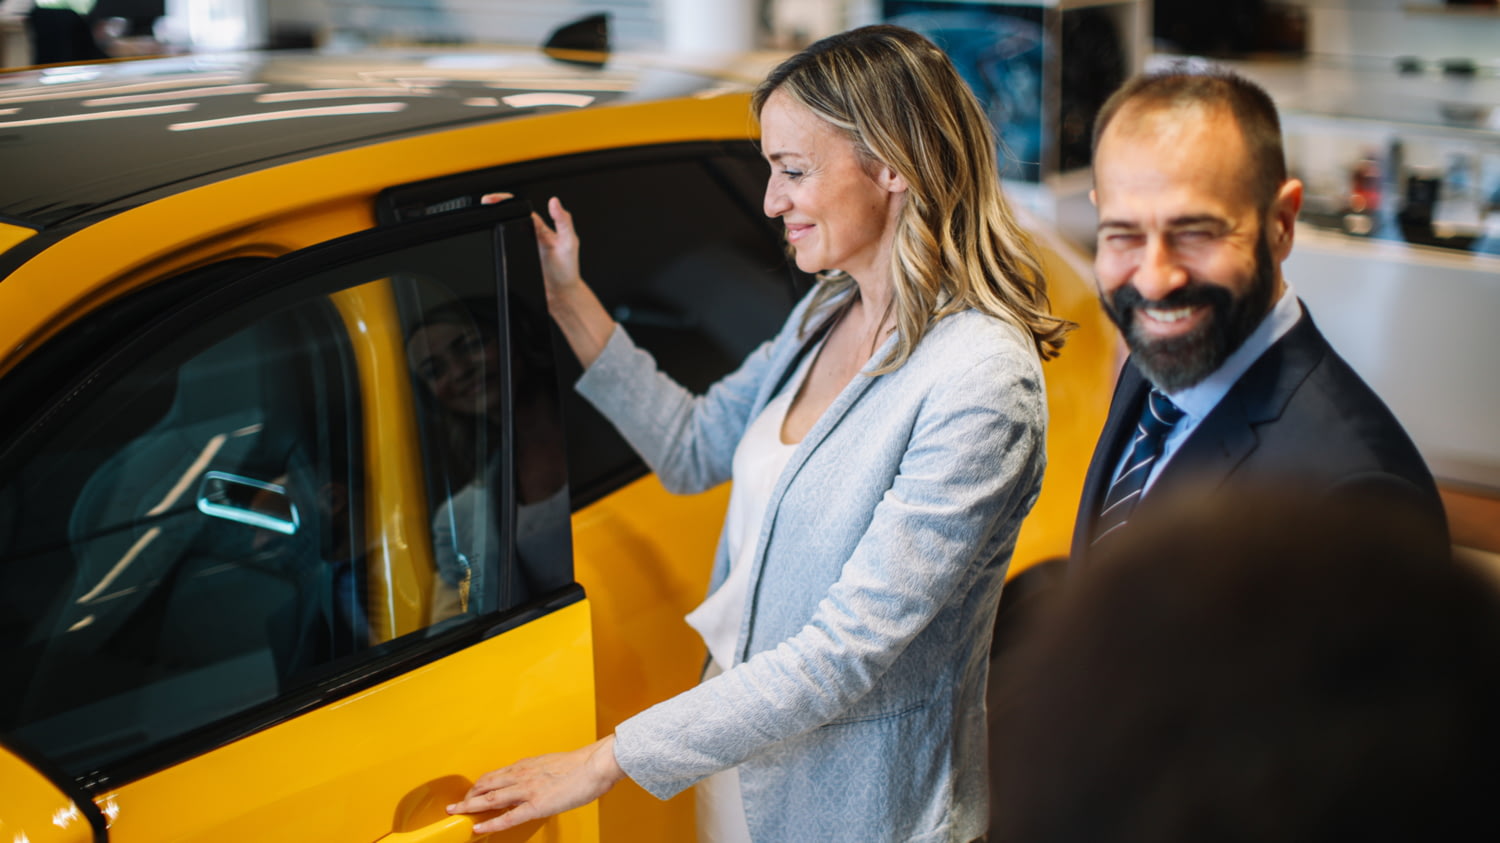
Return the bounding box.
[407,320,501,417]
[759,89,906,284]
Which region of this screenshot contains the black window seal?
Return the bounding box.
[374,140,770,227]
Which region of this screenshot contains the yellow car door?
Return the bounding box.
[0,202,602,841]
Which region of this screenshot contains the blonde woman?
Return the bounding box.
[450,25,1073,842]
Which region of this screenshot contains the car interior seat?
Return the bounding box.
[16,310,338,747]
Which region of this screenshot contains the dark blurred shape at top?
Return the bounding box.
[26,6,108,65]
[26,0,165,66]
[544,12,610,67]
[1154,0,1306,57]
[89,0,163,38]
[990,485,1500,843]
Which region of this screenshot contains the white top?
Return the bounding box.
[684,338,820,843]
[685,338,821,671]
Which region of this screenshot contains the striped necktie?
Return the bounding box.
[1093,389,1183,545]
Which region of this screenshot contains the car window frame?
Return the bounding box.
[0,200,584,792]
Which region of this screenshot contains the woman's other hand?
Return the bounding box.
[447,735,626,834]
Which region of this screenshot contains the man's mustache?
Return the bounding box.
[1108,282,1232,318]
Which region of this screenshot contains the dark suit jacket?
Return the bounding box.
[1071,307,1448,563]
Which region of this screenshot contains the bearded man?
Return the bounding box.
[1070,67,1447,560]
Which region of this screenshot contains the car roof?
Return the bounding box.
[0,47,763,230]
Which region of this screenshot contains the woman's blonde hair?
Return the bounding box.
[753,25,1073,368]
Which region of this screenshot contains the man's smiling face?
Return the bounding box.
[1091,103,1288,391]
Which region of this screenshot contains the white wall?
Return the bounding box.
[268,0,866,52]
[314,0,661,50]
[1287,228,1500,491]
[162,0,266,51]
[1281,0,1500,62]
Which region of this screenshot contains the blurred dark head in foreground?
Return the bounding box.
[990,488,1500,843]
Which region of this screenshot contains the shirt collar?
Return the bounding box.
[1161,284,1301,422]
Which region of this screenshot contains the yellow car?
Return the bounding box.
[0,24,1117,843]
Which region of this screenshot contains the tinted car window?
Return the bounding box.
[0,287,366,777]
[394,236,570,626]
[0,215,565,779]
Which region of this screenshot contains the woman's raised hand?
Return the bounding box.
[532,196,585,300]
[479,193,614,367]
[480,192,583,297]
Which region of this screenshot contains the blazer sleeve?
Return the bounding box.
[575,296,816,495]
[611,340,1047,798]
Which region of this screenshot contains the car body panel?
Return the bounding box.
[572,476,730,839]
[1009,224,1124,575]
[0,222,36,254]
[93,601,597,843]
[0,742,101,843]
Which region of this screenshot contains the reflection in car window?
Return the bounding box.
[404,292,503,622]
[397,275,570,627]
[0,291,366,776]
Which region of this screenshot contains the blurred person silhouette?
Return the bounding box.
[405,296,568,622]
[1072,64,1446,563]
[448,24,1074,843]
[25,2,109,64]
[990,486,1500,843]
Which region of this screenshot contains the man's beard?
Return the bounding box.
[1103,234,1276,392]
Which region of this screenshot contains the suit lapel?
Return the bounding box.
[1074,307,1331,556]
[1150,308,1329,500]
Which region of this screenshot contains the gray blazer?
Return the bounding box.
[577,289,1047,842]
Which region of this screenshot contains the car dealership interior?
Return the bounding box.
[1,1,1498,840]
[27,0,1485,564]
[20,0,1490,549]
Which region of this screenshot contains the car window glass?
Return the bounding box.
[0,289,367,777]
[0,220,567,779]
[393,244,570,629]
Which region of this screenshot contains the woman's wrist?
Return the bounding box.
[592,734,627,787]
[547,279,615,369]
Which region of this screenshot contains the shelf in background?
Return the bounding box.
[1403,3,1500,17]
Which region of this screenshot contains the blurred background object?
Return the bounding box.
[26,2,109,64]
[990,487,1500,843]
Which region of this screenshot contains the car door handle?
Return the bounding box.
[376,814,474,842]
[196,470,301,534]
